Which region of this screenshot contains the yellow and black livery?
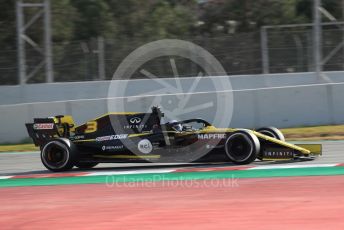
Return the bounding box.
[26,106,322,172]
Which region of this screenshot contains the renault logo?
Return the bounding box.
[130,117,142,124]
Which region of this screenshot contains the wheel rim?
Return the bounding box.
[42,142,69,169]
[226,134,253,162]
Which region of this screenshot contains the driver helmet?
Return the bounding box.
[169,120,183,132]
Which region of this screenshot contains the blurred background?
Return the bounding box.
[2,0,344,143]
[1,0,344,84]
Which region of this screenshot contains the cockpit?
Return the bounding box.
[165,119,212,132]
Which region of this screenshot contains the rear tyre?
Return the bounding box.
[41,139,77,172]
[256,127,285,141]
[75,162,98,169]
[225,130,260,164]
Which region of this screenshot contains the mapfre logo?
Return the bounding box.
[130,117,142,124]
[198,133,226,139]
[33,123,54,130]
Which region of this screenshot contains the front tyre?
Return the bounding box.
[225,130,260,164]
[256,127,285,141]
[41,139,77,172]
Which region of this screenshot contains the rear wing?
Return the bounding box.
[26,115,75,146]
[26,118,59,146]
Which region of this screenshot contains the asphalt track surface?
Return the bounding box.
[0,141,343,176]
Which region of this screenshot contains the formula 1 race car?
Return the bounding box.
[26,107,322,172]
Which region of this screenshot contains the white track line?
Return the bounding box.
[86,169,175,177]
[0,176,13,180]
[0,164,342,180]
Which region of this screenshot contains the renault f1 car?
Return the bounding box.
[26,107,322,172]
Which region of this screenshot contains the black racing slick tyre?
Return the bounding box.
[75,162,98,169]
[256,127,285,141]
[225,130,260,164]
[41,139,77,172]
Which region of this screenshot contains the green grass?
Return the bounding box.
[0,143,38,153]
[1,125,344,153]
[281,125,344,141]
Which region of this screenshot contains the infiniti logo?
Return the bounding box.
[130,117,142,124]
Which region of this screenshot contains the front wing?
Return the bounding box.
[260,144,322,161]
